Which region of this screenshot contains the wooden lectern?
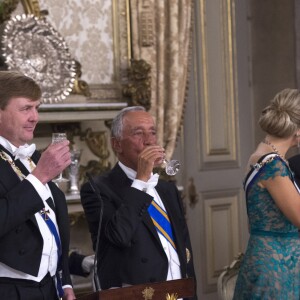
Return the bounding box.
[77,277,195,300]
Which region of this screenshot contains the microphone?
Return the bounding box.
[86,172,103,292]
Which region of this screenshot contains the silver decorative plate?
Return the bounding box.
[2,14,76,104]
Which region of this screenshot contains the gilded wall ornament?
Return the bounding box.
[71,60,91,97]
[123,59,152,110]
[79,129,111,182]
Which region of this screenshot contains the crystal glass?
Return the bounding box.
[68,149,82,194]
[52,133,69,183]
[163,158,180,176]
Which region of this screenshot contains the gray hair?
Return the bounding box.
[111,106,146,139]
[259,88,300,138]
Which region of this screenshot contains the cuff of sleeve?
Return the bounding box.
[63,285,73,289]
[131,179,149,192]
[26,174,50,201]
[82,255,95,274]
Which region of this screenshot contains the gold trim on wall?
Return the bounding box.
[20,0,42,16]
[195,0,239,170]
[112,0,132,83]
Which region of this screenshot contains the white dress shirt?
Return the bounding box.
[118,161,182,281]
[0,136,59,282]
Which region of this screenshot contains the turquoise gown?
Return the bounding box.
[233,153,300,300]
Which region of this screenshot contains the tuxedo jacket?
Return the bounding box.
[0,145,72,287]
[80,164,197,299]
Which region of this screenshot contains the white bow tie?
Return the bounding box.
[14,144,36,160]
[147,173,159,189]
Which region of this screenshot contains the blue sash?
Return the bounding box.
[40,207,63,297]
[148,200,176,250]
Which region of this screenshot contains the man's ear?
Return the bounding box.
[111,137,122,154]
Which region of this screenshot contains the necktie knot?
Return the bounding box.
[14,143,36,160]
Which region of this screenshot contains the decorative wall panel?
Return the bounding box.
[195,0,239,169]
[201,189,240,293]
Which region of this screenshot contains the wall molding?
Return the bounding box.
[200,188,241,293]
[195,0,239,170]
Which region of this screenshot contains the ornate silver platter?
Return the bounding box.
[2,14,76,103]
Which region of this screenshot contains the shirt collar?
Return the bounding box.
[118,161,138,181]
[0,136,18,154]
[118,161,159,187]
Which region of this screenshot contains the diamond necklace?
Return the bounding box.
[262,139,288,163]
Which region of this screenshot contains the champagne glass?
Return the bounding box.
[163,158,180,176]
[52,133,69,183]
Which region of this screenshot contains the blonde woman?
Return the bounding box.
[233,89,300,299]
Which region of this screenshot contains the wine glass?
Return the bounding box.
[52,133,69,183]
[163,158,180,176]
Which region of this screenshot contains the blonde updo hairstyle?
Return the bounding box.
[259,88,300,138]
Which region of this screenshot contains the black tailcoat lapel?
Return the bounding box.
[0,145,39,227]
[107,164,172,250]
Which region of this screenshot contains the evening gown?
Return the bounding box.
[233,153,300,300]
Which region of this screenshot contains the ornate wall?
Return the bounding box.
[39,0,114,85]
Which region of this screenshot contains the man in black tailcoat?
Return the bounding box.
[81,106,197,299]
[0,71,75,300]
